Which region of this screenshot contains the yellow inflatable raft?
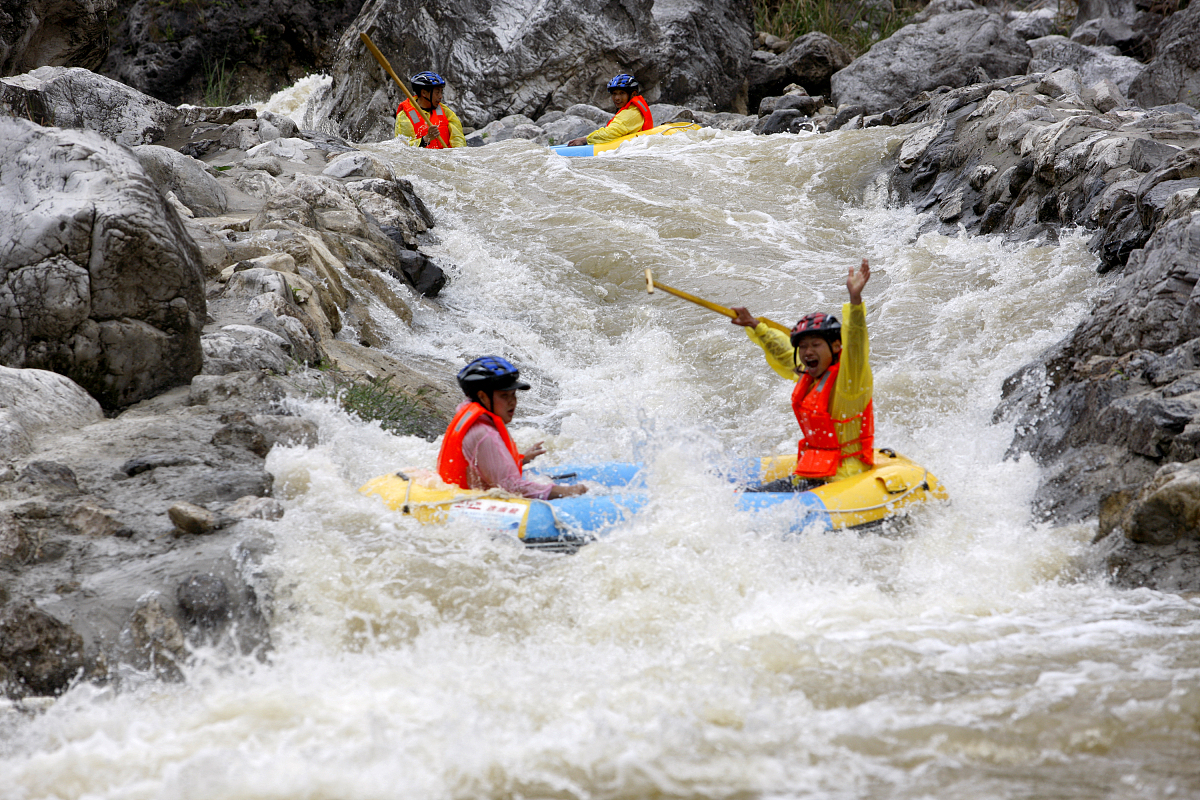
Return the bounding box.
[360,449,947,550]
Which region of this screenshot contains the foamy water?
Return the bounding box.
[4,107,1200,800]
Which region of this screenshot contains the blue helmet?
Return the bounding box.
[606,74,639,92]
[410,71,446,90]
[457,356,531,399]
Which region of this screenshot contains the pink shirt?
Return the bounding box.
[460,413,553,499]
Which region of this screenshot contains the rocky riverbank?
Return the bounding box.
[3,0,1200,702]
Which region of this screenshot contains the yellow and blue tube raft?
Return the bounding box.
[549,121,701,157]
[359,449,947,551]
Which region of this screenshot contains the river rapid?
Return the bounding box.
[4,114,1200,799]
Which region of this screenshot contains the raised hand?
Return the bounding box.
[847,258,870,305]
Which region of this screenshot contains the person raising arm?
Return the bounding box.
[731,259,874,492]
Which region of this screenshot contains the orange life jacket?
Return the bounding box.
[397,99,452,149]
[607,95,654,131]
[437,402,524,489]
[791,362,874,478]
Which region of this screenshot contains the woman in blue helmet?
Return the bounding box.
[566,74,654,147]
[730,260,875,492]
[437,357,587,499]
[395,71,467,148]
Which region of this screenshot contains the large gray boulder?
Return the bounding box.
[0,117,206,408]
[0,65,180,146]
[0,0,115,76]
[746,32,851,111]
[314,0,754,142]
[1027,36,1145,96]
[1127,2,1200,112]
[133,144,228,216]
[0,367,103,459]
[831,9,1032,114]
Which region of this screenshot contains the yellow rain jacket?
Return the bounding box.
[585,105,648,145]
[746,302,874,480]
[394,103,468,148]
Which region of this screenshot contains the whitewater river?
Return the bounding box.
[5,111,1200,799]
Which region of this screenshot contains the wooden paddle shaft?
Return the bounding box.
[359,32,446,147]
[644,269,790,333]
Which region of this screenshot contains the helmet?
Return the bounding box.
[606,74,639,92]
[410,71,446,90]
[457,356,531,399]
[790,312,841,347]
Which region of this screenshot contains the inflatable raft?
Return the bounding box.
[359,449,947,552]
[550,121,701,157]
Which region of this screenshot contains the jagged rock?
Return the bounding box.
[0,66,179,147]
[314,0,753,142]
[1127,2,1200,112]
[0,117,205,408]
[831,10,1032,114]
[0,368,103,459]
[0,0,115,76]
[999,198,1200,526]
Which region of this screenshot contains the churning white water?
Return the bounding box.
[4,109,1200,800]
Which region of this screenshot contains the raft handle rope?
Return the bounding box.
[395,471,414,514]
[820,468,936,517]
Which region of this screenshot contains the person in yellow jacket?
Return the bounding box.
[731,259,874,492]
[566,74,654,147]
[394,71,468,148]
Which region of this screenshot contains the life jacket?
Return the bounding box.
[607,95,654,131]
[790,362,875,478]
[437,402,523,489]
[397,99,452,149]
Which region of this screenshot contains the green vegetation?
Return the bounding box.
[752,0,927,56]
[312,369,446,441]
[202,54,235,106]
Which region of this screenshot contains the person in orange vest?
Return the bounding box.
[566,74,654,147]
[730,259,874,492]
[437,356,588,499]
[394,71,467,148]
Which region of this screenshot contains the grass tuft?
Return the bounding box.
[202,54,236,107]
[311,369,446,441]
[753,0,928,57]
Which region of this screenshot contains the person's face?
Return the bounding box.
[478,389,518,424]
[609,88,631,109]
[417,87,444,109]
[794,335,840,380]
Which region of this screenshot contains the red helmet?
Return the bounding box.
[790,312,841,347]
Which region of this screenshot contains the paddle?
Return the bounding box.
[359,32,447,148]
[644,269,791,333]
